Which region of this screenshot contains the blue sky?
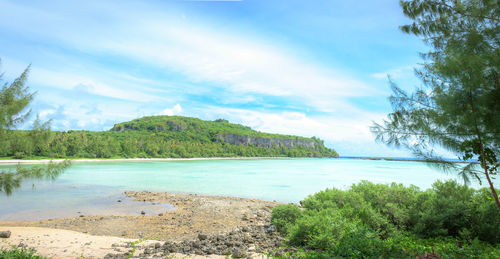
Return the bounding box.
[0,0,427,157]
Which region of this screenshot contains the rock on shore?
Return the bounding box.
[104,223,290,258]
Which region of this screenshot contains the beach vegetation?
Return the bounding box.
[0,245,48,259]
[272,180,500,258]
[371,0,500,212]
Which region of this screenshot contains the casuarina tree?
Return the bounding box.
[0,60,70,195]
[371,0,500,212]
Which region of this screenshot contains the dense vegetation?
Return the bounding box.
[271,180,500,258]
[0,116,337,159]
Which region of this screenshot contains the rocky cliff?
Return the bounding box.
[219,134,319,149]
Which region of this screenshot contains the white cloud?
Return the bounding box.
[38,109,55,119]
[1,2,383,113]
[97,23,380,113]
[199,106,410,156]
[371,65,415,80]
[160,104,183,116]
[29,67,163,103]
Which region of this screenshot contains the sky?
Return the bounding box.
[0,0,428,157]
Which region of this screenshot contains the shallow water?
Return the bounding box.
[0,158,496,220]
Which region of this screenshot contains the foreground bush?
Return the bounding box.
[272,180,500,258]
[271,204,302,234]
[0,246,47,259]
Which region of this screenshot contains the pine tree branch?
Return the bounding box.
[436,0,500,23]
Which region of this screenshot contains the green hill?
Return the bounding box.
[0,115,338,159]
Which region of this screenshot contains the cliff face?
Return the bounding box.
[219,134,318,149]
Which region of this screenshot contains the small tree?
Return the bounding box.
[0,60,70,195]
[371,0,500,212]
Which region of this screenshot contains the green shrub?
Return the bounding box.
[300,187,392,235]
[409,181,500,243]
[350,181,419,230]
[271,204,302,234]
[0,246,47,259]
[287,208,385,257]
[13,151,25,159]
[466,188,500,243]
[410,180,474,238]
[272,179,500,258]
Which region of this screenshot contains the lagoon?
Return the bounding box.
[0,158,495,220]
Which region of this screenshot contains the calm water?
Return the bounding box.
[0,158,495,220]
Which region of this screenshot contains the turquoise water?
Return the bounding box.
[0,158,495,220]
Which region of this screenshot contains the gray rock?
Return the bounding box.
[192,240,201,249]
[198,233,208,240]
[0,231,11,238]
[232,247,247,258]
[266,225,276,233]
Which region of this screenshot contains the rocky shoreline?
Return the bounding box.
[104,224,288,258]
[0,191,291,258]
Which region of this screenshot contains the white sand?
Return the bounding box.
[0,227,230,259]
[0,157,288,164]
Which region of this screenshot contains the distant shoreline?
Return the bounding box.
[0,157,293,164]
[0,156,472,164]
[339,156,473,164]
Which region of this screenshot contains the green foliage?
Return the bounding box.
[271,180,500,258]
[0,116,338,160]
[0,160,71,195]
[0,246,48,259]
[287,208,379,256]
[0,60,71,196]
[411,180,476,238]
[372,0,500,211]
[271,204,302,234]
[0,63,33,130]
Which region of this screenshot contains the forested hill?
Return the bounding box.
[1,116,338,159]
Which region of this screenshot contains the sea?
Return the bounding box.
[0,158,495,220]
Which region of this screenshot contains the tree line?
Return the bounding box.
[0,129,337,159]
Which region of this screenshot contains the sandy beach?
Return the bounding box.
[0,191,285,258]
[0,157,290,164]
